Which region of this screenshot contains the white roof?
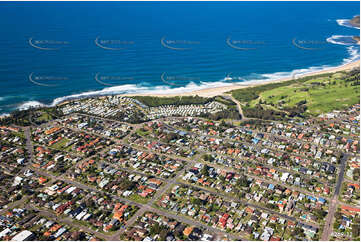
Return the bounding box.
[0,228,11,238]
[11,230,33,241]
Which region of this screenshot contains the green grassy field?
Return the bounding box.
[231,68,360,119]
[50,138,70,150]
[257,75,359,115]
[36,112,53,122]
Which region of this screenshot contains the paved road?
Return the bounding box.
[111,157,198,240]
[17,111,335,241]
[30,161,244,241]
[321,153,348,241]
[334,154,347,196]
[164,119,332,185]
[26,121,245,241]
[244,173,330,202]
[28,204,111,240]
[125,122,322,227]
[127,129,330,204]
[144,205,243,241]
[24,127,34,162]
[0,197,28,215]
[176,179,320,229]
[103,139,323,237]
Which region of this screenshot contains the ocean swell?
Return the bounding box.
[16,55,359,113]
[13,30,361,113]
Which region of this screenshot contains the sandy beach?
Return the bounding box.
[122,60,360,98]
[56,60,360,108]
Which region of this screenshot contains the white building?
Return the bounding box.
[11,230,34,241]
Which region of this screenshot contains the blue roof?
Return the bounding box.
[178,131,187,136]
[307,195,317,201]
[191,177,198,182]
[268,184,275,189]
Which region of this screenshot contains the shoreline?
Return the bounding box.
[6,59,360,111]
[120,60,360,98]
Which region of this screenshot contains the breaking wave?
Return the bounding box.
[326,35,358,46]
[14,33,360,113]
[18,101,45,110]
[336,18,360,29]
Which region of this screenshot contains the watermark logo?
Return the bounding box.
[28,38,69,50]
[160,36,200,50]
[28,72,69,87]
[94,73,134,86]
[160,72,200,86]
[95,36,134,50]
[332,231,352,237]
[292,38,327,50]
[226,37,265,50]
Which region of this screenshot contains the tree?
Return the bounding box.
[201,165,209,176]
[85,199,95,209]
[159,229,168,240]
[191,198,202,206]
[335,211,342,220]
[236,176,249,187]
[266,203,277,210]
[119,178,135,190]
[313,209,327,220]
[202,154,209,161]
[150,223,161,235]
[353,168,360,180]
[352,224,360,237]
[292,227,305,237]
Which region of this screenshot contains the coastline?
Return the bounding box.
[115,17,360,100]
[120,60,360,99]
[12,59,360,111]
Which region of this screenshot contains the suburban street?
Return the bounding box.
[2,106,357,241]
[321,153,348,241]
[23,123,245,240]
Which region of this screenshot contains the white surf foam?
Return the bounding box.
[225,47,359,85]
[14,27,361,113]
[326,34,360,64]
[342,46,360,64]
[326,35,358,46]
[50,84,150,106]
[336,18,360,29]
[18,101,45,110]
[16,49,359,112]
[0,113,10,118]
[14,81,236,111]
[52,81,237,105]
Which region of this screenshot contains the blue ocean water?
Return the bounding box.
[0,1,359,114]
